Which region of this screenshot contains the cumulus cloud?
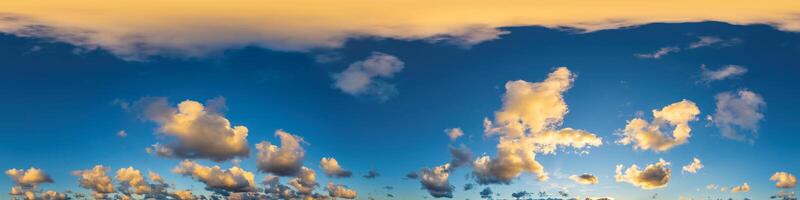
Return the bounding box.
[681,158,703,174]
[731,182,750,193]
[617,100,700,152]
[569,174,599,185]
[75,165,115,198]
[115,167,152,195]
[406,172,419,179]
[171,190,196,200]
[320,157,352,178]
[256,130,305,177]
[333,52,404,101]
[326,182,357,199]
[363,170,380,179]
[771,172,797,189]
[287,167,317,196]
[635,47,680,59]
[448,145,473,169]
[419,163,454,198]
[173,160,256,193]
[479,187,493,199]
[6,168,53,188]
[445,128,464,141]
[700,65,748,83]
[615,159,671,190]
[710,90,766,142]
[475,67,602,184]
[2,1,796,59]
[117,130,128,138]
[135,97,250,162]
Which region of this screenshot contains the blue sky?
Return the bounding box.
[1,20,799,200]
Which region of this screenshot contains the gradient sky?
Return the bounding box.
[1,3,799,200]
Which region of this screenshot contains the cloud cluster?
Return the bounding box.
[3,1,796,59]
[700,65,748,83]
[6,168,56,199]
[173,160,256,193]
[326,182,357,199]
[569,174,599,185]
[615,159,671,190]
[256,130,306,177]
[476,67,602,184]
[731,182,750,193]
[75,165,115,198]
[419,163,455,198]
[333,52,404,101]
[617,100,700,152]
[320,157,353,178]
[287,167,317,195]
[136,97,250,162]
[115,167,152,195]
[681,158,703,174]
[771,172,797,189]
[710,90,766,142]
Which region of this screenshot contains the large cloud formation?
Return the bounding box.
[0,1,798,59]
[771,172,797,189]
[136,97,250,162]
[475,67,602,184]
[333,52,404,101]
[419,163,455,198]
[74,165,115,199]
[710,90,766,142]
[173,160,256,193]
[617,100,700,152]
[320,157,352,178]
[6,167,55,199]
[256,130,305,177]
[615,159,671,190]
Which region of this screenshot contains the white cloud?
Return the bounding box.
[136,97,250,162]
[700,65,748,82]
[711,90,766,142]
[771,172,797,189]
[475,67,602,184]
[419,163,454,198]
[617,100,700,152]
[731,182,750,193]
[75,165,115,198]
[117,130,128,138]
[115,167,152,195]
[681,158,703,174]
[635,47,680,59]
[445,128,464,141]
[326,182,357,199]
[615,159,671,190]
[320,157,352,178]
[333,52,404,101]
[173,160,256,193]
[256,130,305,177]
[569,174,599,185]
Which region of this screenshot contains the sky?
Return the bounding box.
[0,2,799,200]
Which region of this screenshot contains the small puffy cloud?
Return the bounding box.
[40,190,67,200]
[173,160,256,193]
[6,168,54,188]
[288,167,317,195]
[445,128,464,141]
[635,47,680,59]
[479,187,493,199]
[681,158,703,174]
[326,182,357,199]
[405,171,419,179]
[333,52,404,101]
[771,172,797,189]
[419,163,454,198]
[569,174,599,185]
[363,170,380,179]
[448,145,473,169]
[617,100,700,152]
[135,97,250,162]
[711,90,766,142]
[476,67,602,184]
[171,190,196,200]
[115,167,151,195]
[320,157,352,178]
[731,182,750,193]
[700,65,748,83]
[615,159,671,190]
[117,130,128,138]
[256,130,305,177]
[75,165,115,197]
